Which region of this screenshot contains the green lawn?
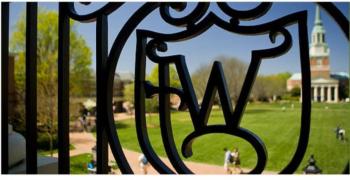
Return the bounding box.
[70,153,92,174]
[115,102,349,174]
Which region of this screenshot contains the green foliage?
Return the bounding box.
[123,65,180,113]
[37,132,58,151]
[191,64,212,100]
[145,97,159,113]
[191,56,248,103]
[10,9,93,153]
[147,64,181,88]
[70,153,92,174]
[123,83,134,104]
[281,93,300,102]
[147,65,180,112]
[290,87,301,97]
[253,72,292,101]
[11,9,93,97]
[123,83,159,113]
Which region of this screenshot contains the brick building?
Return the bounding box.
[287,5,341,103]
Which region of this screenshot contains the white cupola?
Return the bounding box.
[309,5,330,57]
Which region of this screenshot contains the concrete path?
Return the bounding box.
[63,132,275,174]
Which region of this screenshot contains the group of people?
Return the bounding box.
[224,147,242,174]
[139,148,244,175]
[139,148,243,175]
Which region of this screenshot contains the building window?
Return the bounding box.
[322,34,325,43]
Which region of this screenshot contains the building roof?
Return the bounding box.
[312,78,338,84]
[289,73,301,80]
[312,5,326,34]
[288,72,347,82]
[115,72,134,82]
[331,72,349,78]
[310,5,329,57]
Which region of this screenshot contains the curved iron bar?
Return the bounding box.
[182,125,267,174]
[134,30,176,174]
[316,2,349,174]
[283,2,350,174]
[159,62,194,173]
[144,81,185,103]
[145,40,194,173]
[137,8,308,173]
[65,2,165,174]
[64,2,134,173]
[217,2,272,21]
[231,28,293,127]
[279,11,311,174]
[106,3,179,174]
[152,2,350,174]
[58,2,349,174]
[317,2,349,39]
[160,2,210,27]
[66,2,124,23]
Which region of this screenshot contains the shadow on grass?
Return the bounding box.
[245,109,273,114]
[115,122,131,129]
[70,153,92,174]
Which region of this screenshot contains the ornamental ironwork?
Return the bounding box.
[1,2,349,174]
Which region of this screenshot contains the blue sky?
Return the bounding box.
[9,2,349,75]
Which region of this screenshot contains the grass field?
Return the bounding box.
[115,102,349,174]
[70,153,92,174]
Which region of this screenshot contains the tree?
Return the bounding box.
[252,72,291,101]
[290,87,301,97]
[191,56,248,104]
[10,9,93,155]
[123,65,180,113]
[123,82,134,104]
[252,76,270,102]
[147,64,181,88]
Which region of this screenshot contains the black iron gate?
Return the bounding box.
[1,2,349,174]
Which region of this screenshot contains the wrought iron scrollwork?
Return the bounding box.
[134,3,311,173]
[61,2,349,174]
[2,2,346,174]
[217,2,272,21]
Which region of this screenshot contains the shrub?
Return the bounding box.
[291,87,301,97]
[145,96,159,113]
[37,133,58,151]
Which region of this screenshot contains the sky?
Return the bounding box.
[8,2,349,76]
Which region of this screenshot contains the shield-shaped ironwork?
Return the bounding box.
[132,2,311,174]
[62,1,348,175]
[2,1,349,175]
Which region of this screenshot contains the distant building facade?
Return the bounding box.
[287,5,348,103]
[113,72,134,112]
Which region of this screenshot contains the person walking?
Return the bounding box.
[223,148,232,174]
[138,153,150,174]
[231,148,243,174]
[339,128,346,141]
[335,125,340,139]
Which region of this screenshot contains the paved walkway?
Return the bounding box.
[63,132,275,174]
